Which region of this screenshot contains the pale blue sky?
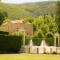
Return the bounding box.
[1,0,57,4]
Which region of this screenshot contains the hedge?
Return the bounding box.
[0,35,22,53]
[0,31,9,35]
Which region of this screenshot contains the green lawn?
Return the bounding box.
[0,53,60,60]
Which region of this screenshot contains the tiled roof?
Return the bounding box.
[10,20,30,24]
[11,20,23,23]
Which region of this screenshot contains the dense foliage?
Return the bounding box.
[24,15,57,46]
[0,1,59,52]
[0,31,23,53]
[0,10,8,25]
[56,1,60,33]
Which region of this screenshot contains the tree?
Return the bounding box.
[56,1,60,32]
[56,0,60,33]
[0,11,8,25]
[56,0,60,46]
[55,0,60,47]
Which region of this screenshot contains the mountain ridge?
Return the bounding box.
[0,1,57,19]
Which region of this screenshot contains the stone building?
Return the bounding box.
[2,20,33,35]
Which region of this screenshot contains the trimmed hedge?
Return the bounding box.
[0,31,9,35]
[0,35,22,53]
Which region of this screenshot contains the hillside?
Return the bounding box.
[0,1,57,19]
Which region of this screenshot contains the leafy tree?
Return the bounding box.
[55,0,60,47]
[0,11,8,25]
[56,1,60,33]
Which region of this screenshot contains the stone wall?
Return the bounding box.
[24,45,60,54]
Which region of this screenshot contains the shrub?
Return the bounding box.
[25,35,32,45]
[45,32,54,46]
[32,30,44,46]
[0,35,22,53]
[0,31,9,35]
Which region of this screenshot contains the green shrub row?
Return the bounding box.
[0,34,22,53]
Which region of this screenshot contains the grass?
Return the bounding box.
[0,53,60,60]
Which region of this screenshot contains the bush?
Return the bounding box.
[0,35,22,53]
[45,32,54,46]
[0,31,9,35]
[32,30,44,46]
[25,35,32,45]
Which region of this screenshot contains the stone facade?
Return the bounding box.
[2,20,33,35]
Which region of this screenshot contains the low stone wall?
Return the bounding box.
[24,45,60,54]
[56,47,60,54]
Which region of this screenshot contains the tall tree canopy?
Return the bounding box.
[56,1,60,33]
[0,11,8,25]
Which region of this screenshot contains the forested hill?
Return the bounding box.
[0,1,57,19]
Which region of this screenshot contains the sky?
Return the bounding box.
[1,0,57,4]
